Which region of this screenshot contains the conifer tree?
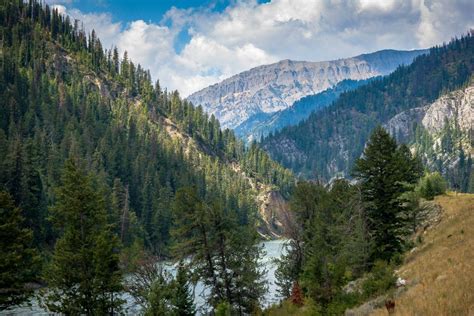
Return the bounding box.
[43,159,123,314]
[145,277,172,316]
[353,126,422,262]
[172,262,196,316]
[0,191,38,310]
[172,187,265,314]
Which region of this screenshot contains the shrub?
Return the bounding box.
[215,301,232,316]
[362,260,396,299]
[326,292,361,315]
[417,172,447,200]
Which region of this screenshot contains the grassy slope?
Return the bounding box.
[370,193,474,316]
[263,193,474,316]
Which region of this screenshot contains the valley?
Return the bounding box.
[0,1,472,315]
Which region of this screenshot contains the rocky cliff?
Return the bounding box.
[385,83,473,147]
[385,83,473,175]
[187,49,427,130]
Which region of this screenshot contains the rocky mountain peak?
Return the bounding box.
[187,49,427,130]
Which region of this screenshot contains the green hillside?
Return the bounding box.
[262,33,473,187]
[0,0,293,254]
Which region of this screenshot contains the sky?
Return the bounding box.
[48,0,473,97]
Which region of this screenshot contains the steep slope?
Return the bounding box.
[0,1,294,252]
[366,193,474,315]
[234,79,371,142]
[262,34,474,182]
[187,49,426,130]
[385,82,473,191]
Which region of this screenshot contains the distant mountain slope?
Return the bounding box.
[234,79,371,142]
[261,33,473,183]
[385,82,473,191]
[187,49,427,130]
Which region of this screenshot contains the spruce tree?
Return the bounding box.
[172,262,196,316]
[0,191,38,310]
[353,126,422,262]
[43,159,123,314]
[145,277,172,316]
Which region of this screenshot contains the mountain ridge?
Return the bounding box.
[187,49,428,131]
[234,79,372,142]
[261,33,473,185]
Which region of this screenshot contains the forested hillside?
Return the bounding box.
[234,79,371,143]
[262,33,473,187]
[0,0,293,255]
[386,81,473,192]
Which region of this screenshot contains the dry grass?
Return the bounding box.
[370,192,474,316]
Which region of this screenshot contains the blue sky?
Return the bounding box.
[62,0,271,53]
[70,0,231,24]
[51,0,473,96]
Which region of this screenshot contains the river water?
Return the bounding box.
[2,239,287,315]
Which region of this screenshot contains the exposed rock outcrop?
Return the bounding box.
[187,49,427,130]
[257,190,293,239]
[384,83,473,152]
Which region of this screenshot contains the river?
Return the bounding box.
[2,239,287,315]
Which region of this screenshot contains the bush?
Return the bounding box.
[215,301,232,316]
[326,292,361,315]
[362,260,396,299]
[417,172,447,200]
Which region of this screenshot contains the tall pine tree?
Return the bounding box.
[0,191,38,310]
[43,159,123,313]
[172,262,196,316]
[353,126,422,262]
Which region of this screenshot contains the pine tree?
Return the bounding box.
[145,276,172,316]
[353,126,422,262]
[172,262,196,316]
[43,159,123,314]
[0,191,38,310]
[171,187,265,314]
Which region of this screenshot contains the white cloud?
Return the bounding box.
[50,0,473,96]
[51,5,121,50]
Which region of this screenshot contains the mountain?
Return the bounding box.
[385,82,473,191]
[261,33,473,188]
[0,1,294,253]
[186,49,427,132]
[234,79,372,142]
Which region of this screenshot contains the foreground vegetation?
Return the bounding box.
[267,127,451,315]
[370,193,474,316]
[264,192,474,316]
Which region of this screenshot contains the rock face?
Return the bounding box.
[257,190,293,239]
[384,107,428,141]
[384,83,473,173]
[187,49,427,130]
[385,84,473,143]
[421,85,473,134]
